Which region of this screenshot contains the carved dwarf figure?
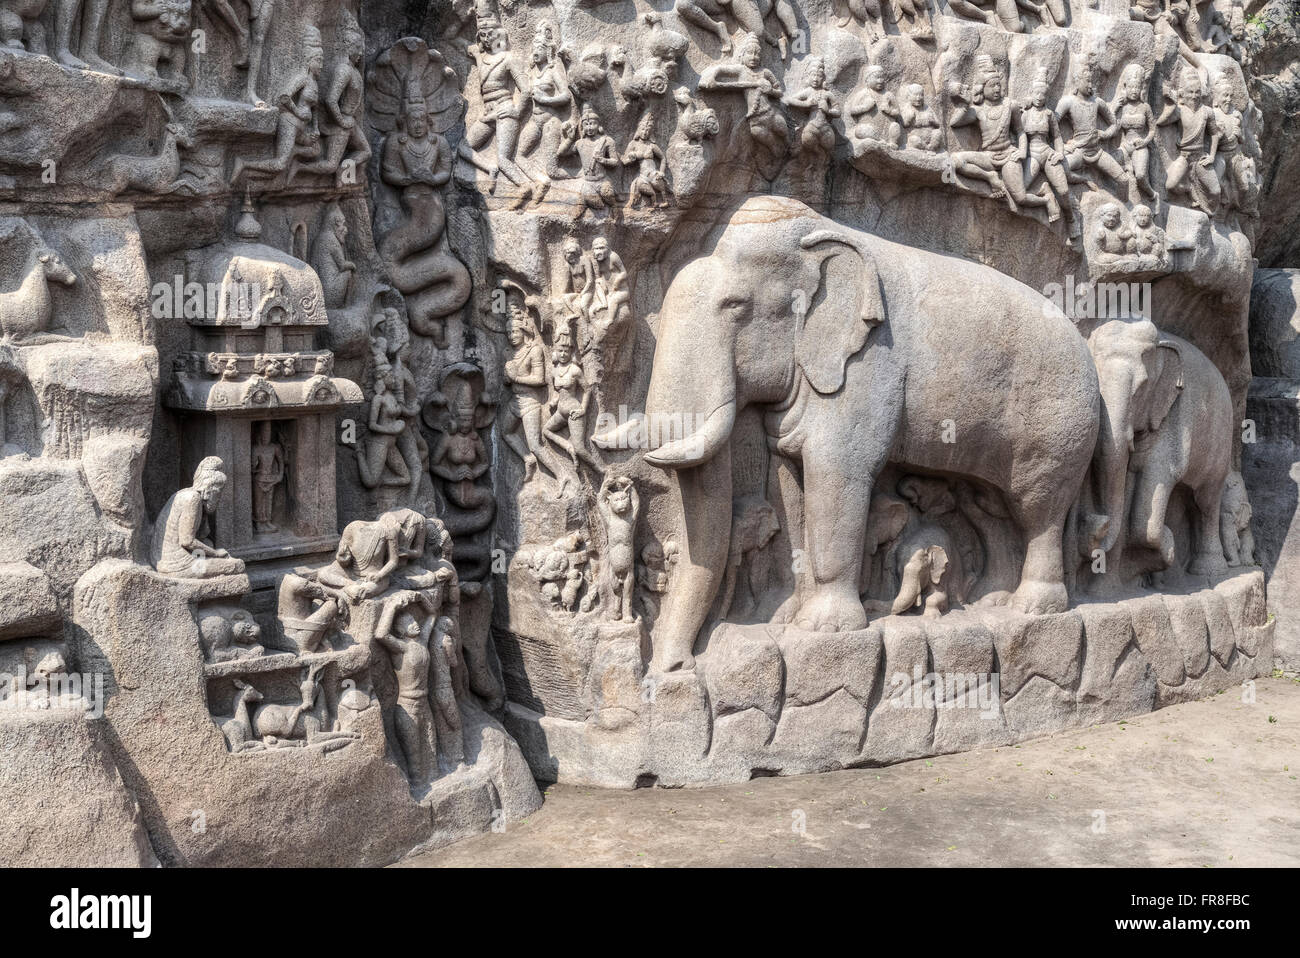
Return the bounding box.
[847,65,901,150]
[900,84,942,152]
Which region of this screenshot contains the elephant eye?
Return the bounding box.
[719,296,750,320]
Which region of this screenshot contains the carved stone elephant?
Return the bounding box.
[889,525,960,618]
[1086,317,1232,576]
[597,195,1099,672]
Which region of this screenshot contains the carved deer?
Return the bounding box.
[0,240,77,343]
[219,679,264,752]
[251,662,359,749]
[99,120,194,195]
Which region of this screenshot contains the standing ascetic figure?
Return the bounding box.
[151,457,247,578]
[596,195,1099,672]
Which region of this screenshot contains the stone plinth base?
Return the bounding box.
[504,571,1271,788]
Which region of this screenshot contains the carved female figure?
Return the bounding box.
[519,20,571,182]
[357,365,411,492]
[1111,63,1160,205]
[1020,75,1077,240]
[622,112,671,210]
[544,332,599,473]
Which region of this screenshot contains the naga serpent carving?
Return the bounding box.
[377,185,471,350]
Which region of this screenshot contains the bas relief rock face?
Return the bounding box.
[0,0,1287,862]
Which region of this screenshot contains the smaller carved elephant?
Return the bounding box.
[890,525,964,618]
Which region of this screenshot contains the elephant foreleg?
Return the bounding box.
[794,448,871,632]
[1129,467,1176,568]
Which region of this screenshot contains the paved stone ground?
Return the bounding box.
[399,675,1300,867]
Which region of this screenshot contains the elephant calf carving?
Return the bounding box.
[597,195,1099,672]
[1085,317,1232,577]
[889,525,963,619]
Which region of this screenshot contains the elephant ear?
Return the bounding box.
[1144,340,1184,434]
[796,231,886,395]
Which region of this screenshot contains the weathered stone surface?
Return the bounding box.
[704,625,784,722]
[0,710,157,867]
[1078,602,1156,726]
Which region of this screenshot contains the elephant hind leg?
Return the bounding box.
[1008,491,1071,614]
[1189,479,1229,575]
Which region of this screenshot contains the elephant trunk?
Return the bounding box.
[1096,382,1133,556]
[640,292,738,469]
[650,443,733,672]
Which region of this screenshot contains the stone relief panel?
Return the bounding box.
[0,0,1282,864]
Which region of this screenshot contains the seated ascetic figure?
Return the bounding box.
[150,457,247,578]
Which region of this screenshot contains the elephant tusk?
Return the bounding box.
[643,400,736,470]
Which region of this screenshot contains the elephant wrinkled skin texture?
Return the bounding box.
[598,196,1100,673]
